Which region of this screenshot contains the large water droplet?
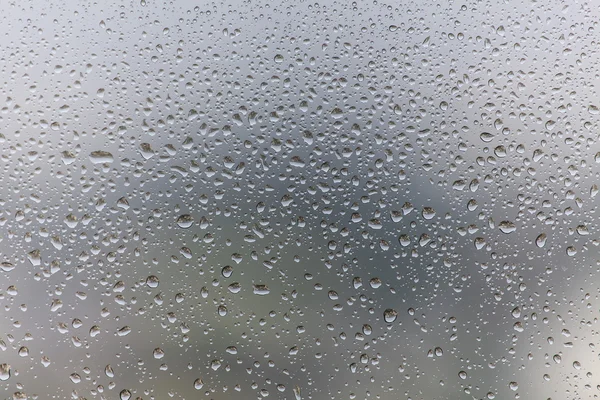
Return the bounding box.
[0,364,10,381]
[383,308,398,323]
[89,150,114,164]
[176,214,194,229]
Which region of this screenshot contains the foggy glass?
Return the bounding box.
[0,0,596,399]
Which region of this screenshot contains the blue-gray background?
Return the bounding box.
[0,0,597,399]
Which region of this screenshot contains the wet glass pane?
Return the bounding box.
[0,0,595,399]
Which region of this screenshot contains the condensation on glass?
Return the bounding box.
[0,0,596,399]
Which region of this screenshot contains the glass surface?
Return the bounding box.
[0,0,596,399]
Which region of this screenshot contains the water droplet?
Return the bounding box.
[480,132,494,142]
[253,284,270,295]
[553,354,561,363]
[139,143,155,159]
[499,221,516,234]
[89,325,101,337]
[228,282,241,293]
[536,233,547,248]
[176,214,194,229]
[0,262,15,272]
[0,364,10,381]
[210,359,222,370]
[474,237,486,250]
[117,326,132,336]
[218,305,228,316]
[146,275,160,288]
[422,207,436,220]
[153,348,165,359]
[293,385,302,400]
[89,150,114,164]
[27,250,41,266]
[222,265,233,278]
[383,308,398,323]
[70,373,81,383]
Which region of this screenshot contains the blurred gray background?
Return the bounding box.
[0,0,598,399]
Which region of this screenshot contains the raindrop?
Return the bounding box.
[0,262,15,272]
[536,233,547,248]
[146,275,160,288]
[383,309,398,323]
[422,207,436,220]
[253,284,270,295]
[18,347,29,357]
[498,221,516,234]
[480,132,494,142]
[153,348,165,359]
[89,150,114,164]
[0,364,10,381]
[176,214,194,229]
